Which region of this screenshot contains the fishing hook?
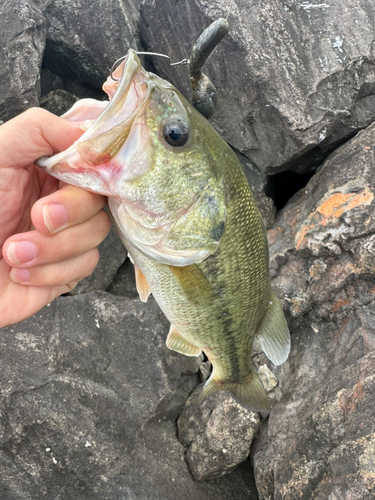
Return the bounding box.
[110,52,190,81]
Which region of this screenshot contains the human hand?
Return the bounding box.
[0,108,111,328]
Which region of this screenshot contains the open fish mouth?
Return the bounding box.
[36,50,151,195]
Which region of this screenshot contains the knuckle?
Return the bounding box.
[22,107,48,123]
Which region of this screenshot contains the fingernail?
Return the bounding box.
[10,268,30,283]
[7,241,37,265]
[43,203,69,233]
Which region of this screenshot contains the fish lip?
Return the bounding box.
[36,49,149,189]
[75,49,146,151]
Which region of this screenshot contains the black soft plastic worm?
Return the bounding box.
[189,18,229,119]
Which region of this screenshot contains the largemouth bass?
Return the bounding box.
[37,50,290,413]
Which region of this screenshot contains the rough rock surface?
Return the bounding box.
[252,121,375,499]
[106,258,139,299]
[36,0,140,88]
[0,292,256,499]
[0,0,46,122]
[40,88,79,116]
[178,386,261,481]
[140,0,375,173]
[40,67,106,102]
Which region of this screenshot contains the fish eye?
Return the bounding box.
[163,120,189,147]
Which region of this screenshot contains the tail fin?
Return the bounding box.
[198,367,270,414]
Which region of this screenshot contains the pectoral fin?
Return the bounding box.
[134,263,151,303]
[166,325,202,357]
[257,290,290,366]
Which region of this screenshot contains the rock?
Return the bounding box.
[233,147,269,192]
[178,386,261,481]
[252,121,375,498]
[0,292,256,499]
[258,364,278,393]
[140,0,375,173]
[0,0,46,122]
[253,188,276,230]
[106,258,138,299]
[38,0,141,89]
[40,67,106,102]
[68,223,127,296]
[40,88,79,115]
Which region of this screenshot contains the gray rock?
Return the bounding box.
[68,223,127,296]
[38,0,140,88]
[178,385,261,481]
[40,88,79,116]
[252,121,375,499]
[0,0,46,122]
[40,67,106,102]
[140,0,375,173]
[233,147,269,192]
[253,188,276,230]
[0,292,256,499]
[106,258,138,299]
[258,364,278,393]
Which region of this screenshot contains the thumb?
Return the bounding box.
[0,107,84,170]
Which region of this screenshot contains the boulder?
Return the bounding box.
[0,292,256,499]
[40,67,106,102]
[40,89,79,116]
[38,0,141,88]
[140,0,375,173]
[252,121,375,499]
[0,0,46,122]
[178,386,261,481]
[106,258,139,299]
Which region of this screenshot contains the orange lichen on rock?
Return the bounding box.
[295,185,374,250]
[317,189,373,220]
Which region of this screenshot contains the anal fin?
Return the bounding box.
[257,290,290,366]
[198,366,270,414]
[166,325,202,357]
[134,263,151,303]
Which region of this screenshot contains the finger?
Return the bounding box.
[31,184,108,235]
[3,209,111,268]
[0,258,80,328]
[9,249,100,287]
[0,107,84,169]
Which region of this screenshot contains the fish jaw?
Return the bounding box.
[36,49,151,196]
[37,49,228,266]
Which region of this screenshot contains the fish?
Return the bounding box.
[37,49,290,413]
